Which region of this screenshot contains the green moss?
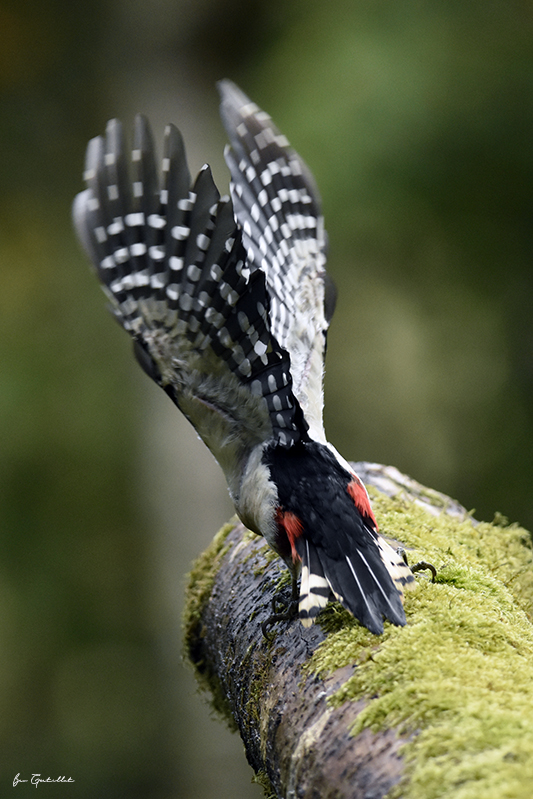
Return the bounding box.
[183,518,236,646]
[305,490,533,799]
[182,518,236,724]
[253,540,280,577]
[183,518,284,733]
[252,769,276,799]
[244,646,273,727]
[273,568,293,592]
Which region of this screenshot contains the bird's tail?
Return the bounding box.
[298,533,415,635]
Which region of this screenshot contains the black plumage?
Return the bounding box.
[73,81,416,636]
[73,113,307,449]
[264,441,407,634]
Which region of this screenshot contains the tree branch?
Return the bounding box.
[184,463,533,799]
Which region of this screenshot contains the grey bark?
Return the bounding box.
[184,463,472,799]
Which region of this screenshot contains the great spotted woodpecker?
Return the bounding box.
[73,80,415,635]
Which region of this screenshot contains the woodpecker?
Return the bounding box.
[73,80,415,635]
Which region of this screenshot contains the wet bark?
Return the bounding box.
[184,463,472,799]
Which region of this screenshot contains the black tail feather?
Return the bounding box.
[296,538,407,634]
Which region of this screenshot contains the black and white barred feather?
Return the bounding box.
[219,80,333,442]
[73,114,308,476]
[73,82,415,636]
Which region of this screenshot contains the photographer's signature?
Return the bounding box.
[13,774,74,788]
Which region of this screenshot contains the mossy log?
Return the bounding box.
[183,463,533,799]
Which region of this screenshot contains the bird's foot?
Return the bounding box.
[261,577,299,639]
[410,560,437,582]
[398,548,437,583]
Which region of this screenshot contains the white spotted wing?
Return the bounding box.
[218,81,334,443]
[72,115,309,502]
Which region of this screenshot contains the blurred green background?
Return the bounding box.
[1,1,532,796]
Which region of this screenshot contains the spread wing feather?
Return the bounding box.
[72,115,308,500]
[218,81,331,442]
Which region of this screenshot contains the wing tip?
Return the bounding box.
[217,79,255,112]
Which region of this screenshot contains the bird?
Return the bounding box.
[72,80,415,635]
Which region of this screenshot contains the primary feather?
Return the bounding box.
[219,80,330,443]
[73,83,415,635]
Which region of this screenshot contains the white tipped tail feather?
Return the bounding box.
[73,82,416,636]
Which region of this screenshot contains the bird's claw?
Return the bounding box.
[410,560,437,582]
[398,548,437,583]
[261,598,298,640]
[261,580,299,639]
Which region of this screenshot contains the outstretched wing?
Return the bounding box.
[72,115,308,501]
[218,81,334,443]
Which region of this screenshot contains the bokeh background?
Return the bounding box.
[1,1,532,796]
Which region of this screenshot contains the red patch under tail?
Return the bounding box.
[347,477,378,529]
[276,508,304,563]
